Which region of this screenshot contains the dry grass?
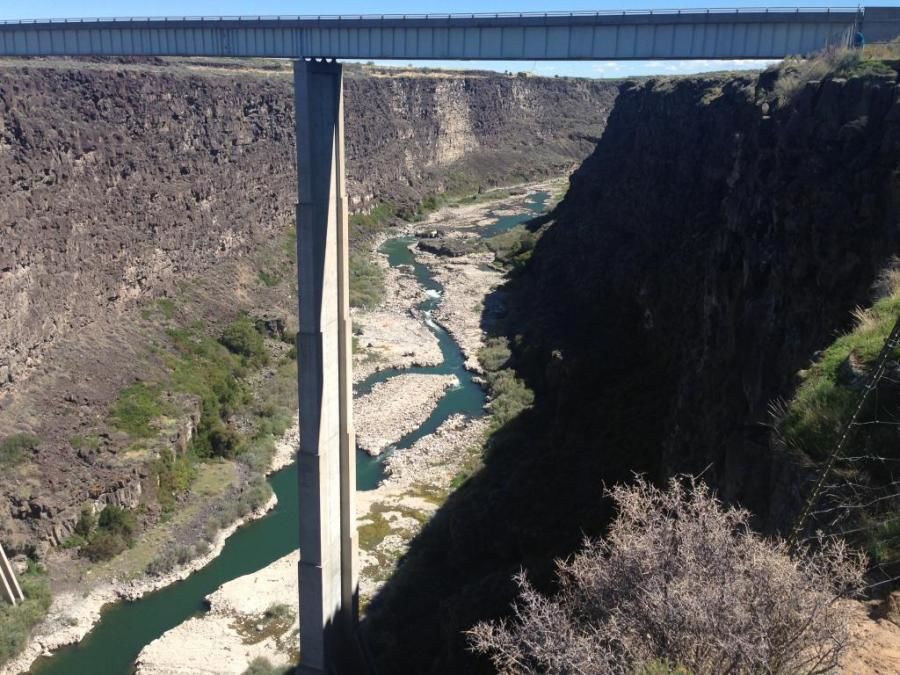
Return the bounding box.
[771,43,897,106]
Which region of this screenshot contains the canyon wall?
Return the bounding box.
[366,66,900,673]
[0,60,617,394]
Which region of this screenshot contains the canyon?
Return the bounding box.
[363,63,900,673]
[0,58,617,552]
[3,50,900,675]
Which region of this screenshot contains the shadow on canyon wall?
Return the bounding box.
[364,65,900,673]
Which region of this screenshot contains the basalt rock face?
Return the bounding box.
[523,70,900,529]
[366,69,900,673]
[0,61,617,395]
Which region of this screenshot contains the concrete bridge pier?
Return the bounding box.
[0,543,25,605]
[294,59,359,674]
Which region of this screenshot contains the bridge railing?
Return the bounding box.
[0,7,862,25]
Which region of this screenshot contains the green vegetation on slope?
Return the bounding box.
[484,224,539,272]
[779,277,900,460]
[771,44,898,105]
[478,336,534,430]
[0,433,40,467]
[778,267,900,564]
[349,251,386,309]
[0,562,52,666]
[110,383,172,438]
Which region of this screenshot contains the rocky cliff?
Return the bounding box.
[0,59,616,395]
[366,65,900,673]
[0,58,616,550]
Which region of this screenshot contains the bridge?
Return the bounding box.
[1,6,899,674]
[0,8,884,60]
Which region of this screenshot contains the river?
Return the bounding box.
[30,189,549,675]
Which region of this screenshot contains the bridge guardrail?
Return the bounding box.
[0,7,862,25]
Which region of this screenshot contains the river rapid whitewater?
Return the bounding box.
[27,189,550,675]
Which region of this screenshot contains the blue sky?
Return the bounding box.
[0,1,876,78]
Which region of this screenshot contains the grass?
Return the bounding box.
[141,297,177,321]
[349,251,386,309]
[771,45,897,105]
[779,286,900,459]
[777,267,900,563]
[0,433,39,467]
[257,269,281,287]
[70,434,101,452]
[110,383,171,438]
[349,201,396,235]
[0,562,52,668]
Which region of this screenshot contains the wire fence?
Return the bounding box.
[788,310,900,596]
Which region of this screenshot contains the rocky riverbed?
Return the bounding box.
[135,552,299,675]
[352,253,442,383]
[355,373,459,456]
[44,182,556,675]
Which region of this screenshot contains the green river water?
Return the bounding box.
[30,190,549,675]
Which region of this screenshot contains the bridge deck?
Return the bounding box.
[0,8,866,61]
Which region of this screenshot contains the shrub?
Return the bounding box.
[97,505,136,539]
[349,251,385,309]
[153,449,198,514]
[770,46,892,106]
[0,433,39,467]
[242,657,283,675]
[479,337,512,372]
[81,531,128,562]
[73,505,95,538]
[219,317,269,366]
[469,477,865,675]
[485,368,534,428]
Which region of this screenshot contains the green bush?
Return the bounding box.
[111,383,170,438]
[77,505,137,561]
[74,505,95,538]
[486,368,535,428]
[479,337,512,372]
[97,505,136,539]
[219,318,269,366]
[0,433,39,467]
[153,449,198,514]
[0,564,52,667]
[486,225,538,270]
[81,531,128,562]
[349,252,385,309]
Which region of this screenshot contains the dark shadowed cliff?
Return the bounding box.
[365,66,900,673]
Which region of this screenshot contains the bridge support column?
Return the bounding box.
[294,59,358,674]
[0,543,24,606]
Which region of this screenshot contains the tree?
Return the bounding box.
[469,477,866,675]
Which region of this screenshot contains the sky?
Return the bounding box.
[0,1,878,78]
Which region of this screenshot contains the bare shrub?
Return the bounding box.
[468,477,866,674]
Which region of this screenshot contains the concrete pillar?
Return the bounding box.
[294,58,358,675]
[0,543,25,605]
